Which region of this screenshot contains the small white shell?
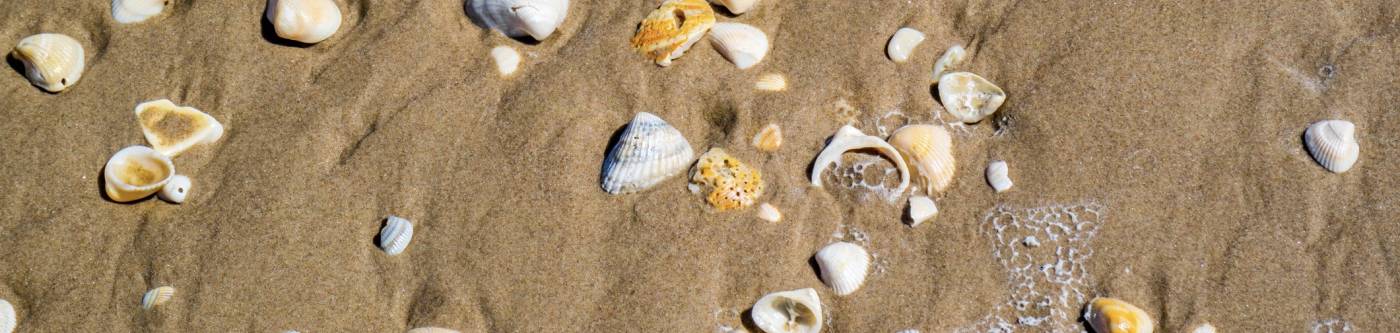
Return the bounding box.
[468,0,569,41]
[710,0,756,14]
[886,27,925,63]
[810,125,911,195]
[986,160,1012,192]
[406,328,462,333]
[601,112,695,194]
[709,23,769,69]
[0,299,14,333]
[135,99,225,157]
[751,288,822,333]
[907,195,937,227]
[490,45,521,77]
[11,33,85,92]
[1192,323,1216,333]
[1304,120,1359,173]
[112,0,166,23]
[265,0,343,44]
[378,215,414,256]
[158,175,191,203]
[104,146,176,203]
[756,203,781,222]
[754,73,786,92]
[141,286,175,309]
[932,44,966,80]
[895,330,921,333]
[815,241,870,296]
[938,72,1006,123]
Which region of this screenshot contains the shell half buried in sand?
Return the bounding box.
[709,22,769,69]
[986,160,1012,192]
[490,45,521,77]
[1304,120,1359,173]
[938,72,1006,124]
[141,286,176,310]
[103,146,176,203]
[601,112,695,194]
[689,148,764,211]
[631,0,715,67]
[754,73,787,91]
[468,0,569,41]
[886,27,925,63]
[11,33,85,93]
[1085,297,1155,333]
[135,99,225,157]
[932,44,966,80]
[888,124,955,196]
[265,0,342,44]
[815,241,870,296]
[751,123,782,152]
[378,215,414,256]
[751,288,822,333]
[0,299,13,333]
[810,125,911,195]
[112,0,167,24]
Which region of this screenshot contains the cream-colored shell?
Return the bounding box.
[710,0,756,14]
[112,0,166,23]
[378,215,414,256]
[265,0,343,44]
[158,174,191,203]
[468,0,569,41]
[1191,323,1216,333]
[490,45,521,77]
[12,33,85,92]
[1085,297,1154,333]
[932,44,966,80]
[135,99,225,157]
[815,241,870,296]
[938,72,1006,123]
[886,27,925,63]
[810,125,911,195]
[601,112,695,194]
[756,203,781,222]
[751,123,782,153]
[0,299,14,333]
[986,160,1012,192]
[888,124,955,196]
[754,73,787,91]
[141,286,176,309]
[709,22,769,69]
[907,195,937,227]
[1304,120,1358,173]
[103,146,176,203]
[751,288,822,333]
[406,328,462,333]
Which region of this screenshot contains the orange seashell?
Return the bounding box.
[630,0,716,66]
[689,148,763,211]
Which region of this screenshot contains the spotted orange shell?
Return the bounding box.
[689,148,763,211]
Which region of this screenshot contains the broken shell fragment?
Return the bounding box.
[815,241,870,296]
[468,0,569,41]
[888,124,955,195]
[265,0,343,44]
[135,99,225,157]
[0,299,13,333]
[12,33,85,92]
[810,125,911,195]
[938,72,1006,124]
[1085,297,1155,333]
[751,288,822,333]
[751,124,782,153]
[378,215,414,256]
[1304,120,1359,173]
[689,148,764,211]
[141,286,175,310]
[490,45,521,77]
[756,202,781,222]
[710,0,756,14]
[932,44,966,80]
[112,0,167,24]
[986,160,1012,192]
[601,112,695,194]
[709,22,769,69]
[631,0,715,66]
[103,146,176,203]
[754,73,787,91]
[907,195,937,227]
[158,175,191,203]
[886,27,925,63]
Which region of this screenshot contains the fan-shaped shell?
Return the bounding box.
[104,146,176,203]
[490,45,521,77]
[710,0,756,14]
[0,299,14,333]
[938,72,1006,123]
[112,0,166,23]
[709,23,769,69]
[751,288,822,333]
[158,175,191,203]
[468,0,569,41]
[265,0,342,44]
[752,124,782,152]
[815,241,870,296]
[601,112,695,194]
[888,124,955,196]
[135,99,225,157]
[1304,120,1359,173]
[1085,297,1154,333]
[754,73,787,91]
[11,33,85,92]
[986,160,1012,192]
[810,125,911,195]
[378,215,414,256]
[932,44,966,80]
[886,27,925,63]
[631,0,715,66]
[141,286,176,310]
[907,195,937,227]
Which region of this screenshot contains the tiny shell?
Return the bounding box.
[11,33,85,92]
[896,330,921,333]
[907,195,937,227]
[0,299,13,333]
[467,0,569,41]
[158,175,191,203]
[756,203,781,222]
[1191,323,1216,333]
[141,286,175,310]
[490,46,521,77]
[709,23,769,69]
[135,99,225,157]
[601,112,695,194]
[751,288,822,333]
[751,124,782,152]
[265,0,343,44]
[406,328,462,333]
[710,0,756,14]
[886,27,925,63]
[932,44,966,80]
[754,73,787,91]
[810,125,911,195]
[815,241,870,296]
[112,0,166,23]
[631,0,715,66]
[938,72,1006,124]
[986,160,1012,192]
[1304,120,1359,173]
[689,148,764,211]
[1084,297,1154,333]
[378,215,414,256]
[104,146,176,203]
[888,124,955,196]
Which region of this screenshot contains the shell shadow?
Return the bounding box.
[738,308,760,332]
[260,15,317,48]
[807,255,824,285]
[597,122,629,188]
[370,216,389,249]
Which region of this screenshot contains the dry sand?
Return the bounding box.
[2,0,1399,332]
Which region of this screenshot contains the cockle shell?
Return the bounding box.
[378,215,413,256]
[631,0,715,67]
[986,160,1012,192]
[886,27,925,63]
[751,288,822,333]
[1085,297,1154,333]
[754,73,787,91]
[112,0,166,24]
[810,125,911,195]
[710,0,756,14]
[752,123,782,153]
[756,203,781,222]
[141,286,175,310]
[1304,120,1359,173]
[0,299,14,333]
[406,328,462,333]
[601,112,695,194]
[135,99,225,157]
[158,175,191,203]
[932,44,966,80]
[11,33,85,92]
[888,124,955,196]
[907,195,937,227]
[103,146,176,203]
[468,0,569,41]
[265,0,342,44]
[490,45,521,77]
[938,72,1006,124]
[689,148,764,211]
[709,22,769,69]
[815,241,870,296]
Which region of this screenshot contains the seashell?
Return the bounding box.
[112,0,166,24]
[135,99,225,157]
[0,299,14,333]
[141,286,175,310]
[815,241,871,296]
[601,112,695,194]
[1304,120,1359,173]
[709,23,769,69]
[468,0,569,41]
[931,44,966,80]
[11,33,85,93]
[631,0,715,67]
[104,146,176,203]
[886,27,925,63]
[265,0,342,44]
[710,0,757,14]
[378,215,413,256]
[754,73,787,92]
[1084,297,1154,333]
[756,202,781,222]
[810,125,911,195]
[752,124,782,153]
[986,160,1012,192]
[896,330,921,333]
[689,148,764,211]
[1191,323,1215,333]
[490,45,521,77]
[887,124,955,196]
[907,195,937,227]
[751,288,822,333]
[158,175,191,203]
[406,328,462,333]
[938,72,1006,124]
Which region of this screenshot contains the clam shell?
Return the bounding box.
[907,195,937,227]
[810,125,911,195]
[1085,297,1155,333]
[709,23,769,69]
[468,0,569,41]
[689,148,764,211]
[754,73,787,91]
[756,203,781,222]
[490,45,521,77]
[986,160,1012,192]
[104,146,176,203]
[378,215,413,256]
[141,286,175,310]
[158,175,191,203]
[931,44,966,80]
[601,112,695,194]
[710,0,756,14]
[0,299,14,333]
[265,0,342,44]
[11,33,85,92]
[938,72,1006,124]
[631,0,715,66]
[406,328,462,333]
[135,99,225,157]
[751,288,822,333]
[887,124,955,196]
[886,27,925,63]
[815,241,870,296]
[1304,120,1359,173]
[751,123,782,153]
[112,0,166,23]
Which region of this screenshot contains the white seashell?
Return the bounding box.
[406,328,462,333]
[907,195,937,227]
[1192,323,1216,333]
[104,146,176,203]
[751,288,822,333]
[886,27,925,63]
[11,33,85,92]
[158,175,191,203]
[815,241,870,296]
[888,124,955,196]
[378,215,413,256]
[265,0,342,44]
[810,125,911,195]
[896,330,921,333]
[141,286,175,310]
[490,46,521,77]
[112,0,166,24]
[710,0,756,14]
[938,72,1006,124]
[468,0,569,41]
[931,44,966,80]
[756,203,781,222]
[600,112,695,194]
[986,160,1012,192]
[135,99,225,157]
[754,73,786,92]
[1304,120,1359,173]
[709,23,769,70]
[0,299,14,333]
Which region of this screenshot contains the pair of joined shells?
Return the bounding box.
[112,0,167,24]
[810,125,912,195]
[631,0,715,66]
[378,215,414,256]
[689,148,764,211]
[710,23,770,69]
[469,0,569,41]
[888,124,955,196]
[1304,120,1359,173]
[938,72,1006,124]
[601,112,695,194]
[265,0,343,44]
[1084,297,1154,333]
[886,27,925,63]
[751,288,822,333]
[141,286,176,310]
[986,160,1012,192]
[815,241,870,296]
[11,33,85,93]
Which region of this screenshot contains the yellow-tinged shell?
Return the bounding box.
[938,72,1006,123]
[103,146,176,202]
[135,99,225,157]
[1085,297,1154,333]
[751,124,782,153]
[630,0,715,67]
[12,33,85,92]
[754,73,787,91]
[888,124,955,196]
[689,148,763,211]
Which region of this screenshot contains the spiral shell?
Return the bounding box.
[1304,120,1359,173]
[11,33,85,92]
[601,112,695,194]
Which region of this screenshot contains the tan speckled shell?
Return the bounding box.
[631,0,715,66]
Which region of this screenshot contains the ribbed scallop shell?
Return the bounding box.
[751,124,782,152]
[709,22,769,69]
[810,125,911,195]
[490,45,521,77]
[1084,297,1155,333]
[12,33,85,92]
[135,99,225,157]
[751,288,822,333]
[710,0,756,14]
[469,0,569,40]
[754,73,786,91]
[265,0,343,44]
[0,299,14,333]
[631,0,715,66]
[907,195,937,227]
[112,0,166,23]
[886,27,925,63]
[888,124,955,196]
[938,72,1006,124]
[815,241,870,296]
[141,286,175,309]
[406,328,462,333]
[601,112,695,194]
[378,215,414,256]
[1304,120,1358,173]
[932,44,966,80]
[986,160,1012,192]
